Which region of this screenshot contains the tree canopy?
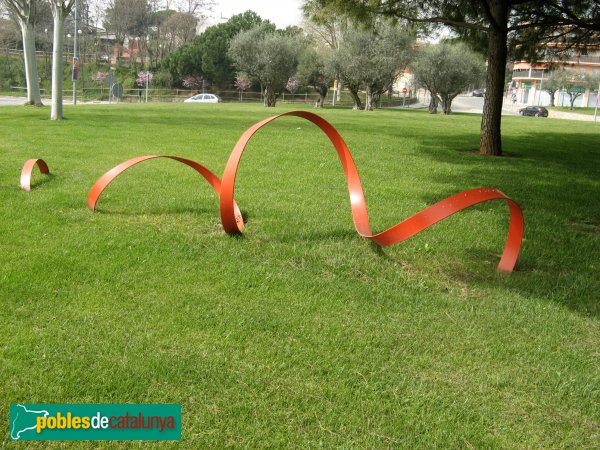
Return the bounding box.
[545,68,600,109]
[412,41,485,114]
[229,24,305,106]
[309,0,600,155]
[329,24,414,110]
[104,0,152,45]
[296,47,333,107]
[162,11,274,87]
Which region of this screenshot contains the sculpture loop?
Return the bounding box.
[88,111,524,272]
[87,155,242,222]
[20,158,50,191]
[219,111,524,272]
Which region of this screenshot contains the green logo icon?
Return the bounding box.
[10,404,181,441]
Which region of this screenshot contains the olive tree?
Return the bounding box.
[541,69,564,107]
[327,45,364,109]
[229,26,304,107]
[312,0,600,155]
[2,0,43,105]
[546,68,597,109]
[296,47,333,107]
[412,41,485,115]
[330,24,414,110]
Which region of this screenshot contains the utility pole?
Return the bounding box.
[594,81,599,122]
[72,0,78,105]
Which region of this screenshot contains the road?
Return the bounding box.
[3,94,596,121]
[421,95,598,121]
[0,96,28,106]
[438,95,520,116]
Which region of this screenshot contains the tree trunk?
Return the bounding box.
[20,22,43,106]
[264,85,277,107]
[364,85,375,111]
[441,94,458,115]
[372,89,382,108]
[348,87,363,110]
[568,93,580,110]
[546,90,556,106]
[316,94,325,108]
[442,97,452,115]
[479,3,508,156]
[315,84,327,108]
[51,9,65,120]
[337,79,343,101]
[428,93,438,114]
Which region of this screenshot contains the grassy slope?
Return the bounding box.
[0,104,598,448]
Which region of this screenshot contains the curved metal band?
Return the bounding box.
[20,158,50,191]
[87,155,242,222]
[219,111,524,272]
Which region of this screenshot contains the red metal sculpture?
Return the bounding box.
[20,158,50,191]
[89,111,524,272]
[87,155,242,222]
[219,111,524,272]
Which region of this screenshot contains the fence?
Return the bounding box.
[111,90,325,104]
[8,85,417,108]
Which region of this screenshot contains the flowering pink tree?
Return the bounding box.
[182,75,204,91]
[136,71,153,102]
[234,74,251,102]
[93,71,108,84]
[92,71,108,95]
[136,71,154,87]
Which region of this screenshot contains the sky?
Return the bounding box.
[206,0,304,29]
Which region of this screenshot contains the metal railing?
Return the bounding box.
[8,86,416,108]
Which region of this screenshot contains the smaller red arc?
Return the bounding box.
[20,159,50,191]
[87,155,243,222]
[219,111,524,272]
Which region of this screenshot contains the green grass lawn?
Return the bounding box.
[1,103,599,448]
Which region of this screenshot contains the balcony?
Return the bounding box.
[560,52,600,64]
[578,55,600,63]
[512,69,546,79]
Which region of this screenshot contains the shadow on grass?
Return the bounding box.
[94,205,215,216]
[412,130,600,317]
[28,173,55,191]
[271,227,358,244]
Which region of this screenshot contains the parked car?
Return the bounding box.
[472,88,485,97]
[184,93,221,103]
[519,106,548,117]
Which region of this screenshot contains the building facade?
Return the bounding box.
[511,46,600,107]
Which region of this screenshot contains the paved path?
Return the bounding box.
[2,94,598,122]
[410,95,518,116]
[0,96,28,106]
[411,95,598,122]
[548,110,598,122]
[0,95,108,106]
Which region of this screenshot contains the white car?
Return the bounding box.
[184,93,221,103]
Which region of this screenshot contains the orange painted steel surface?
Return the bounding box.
[20,158,50,191]
[219,111,524,272]
[88,112,523,272]
[87,155,242,222]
